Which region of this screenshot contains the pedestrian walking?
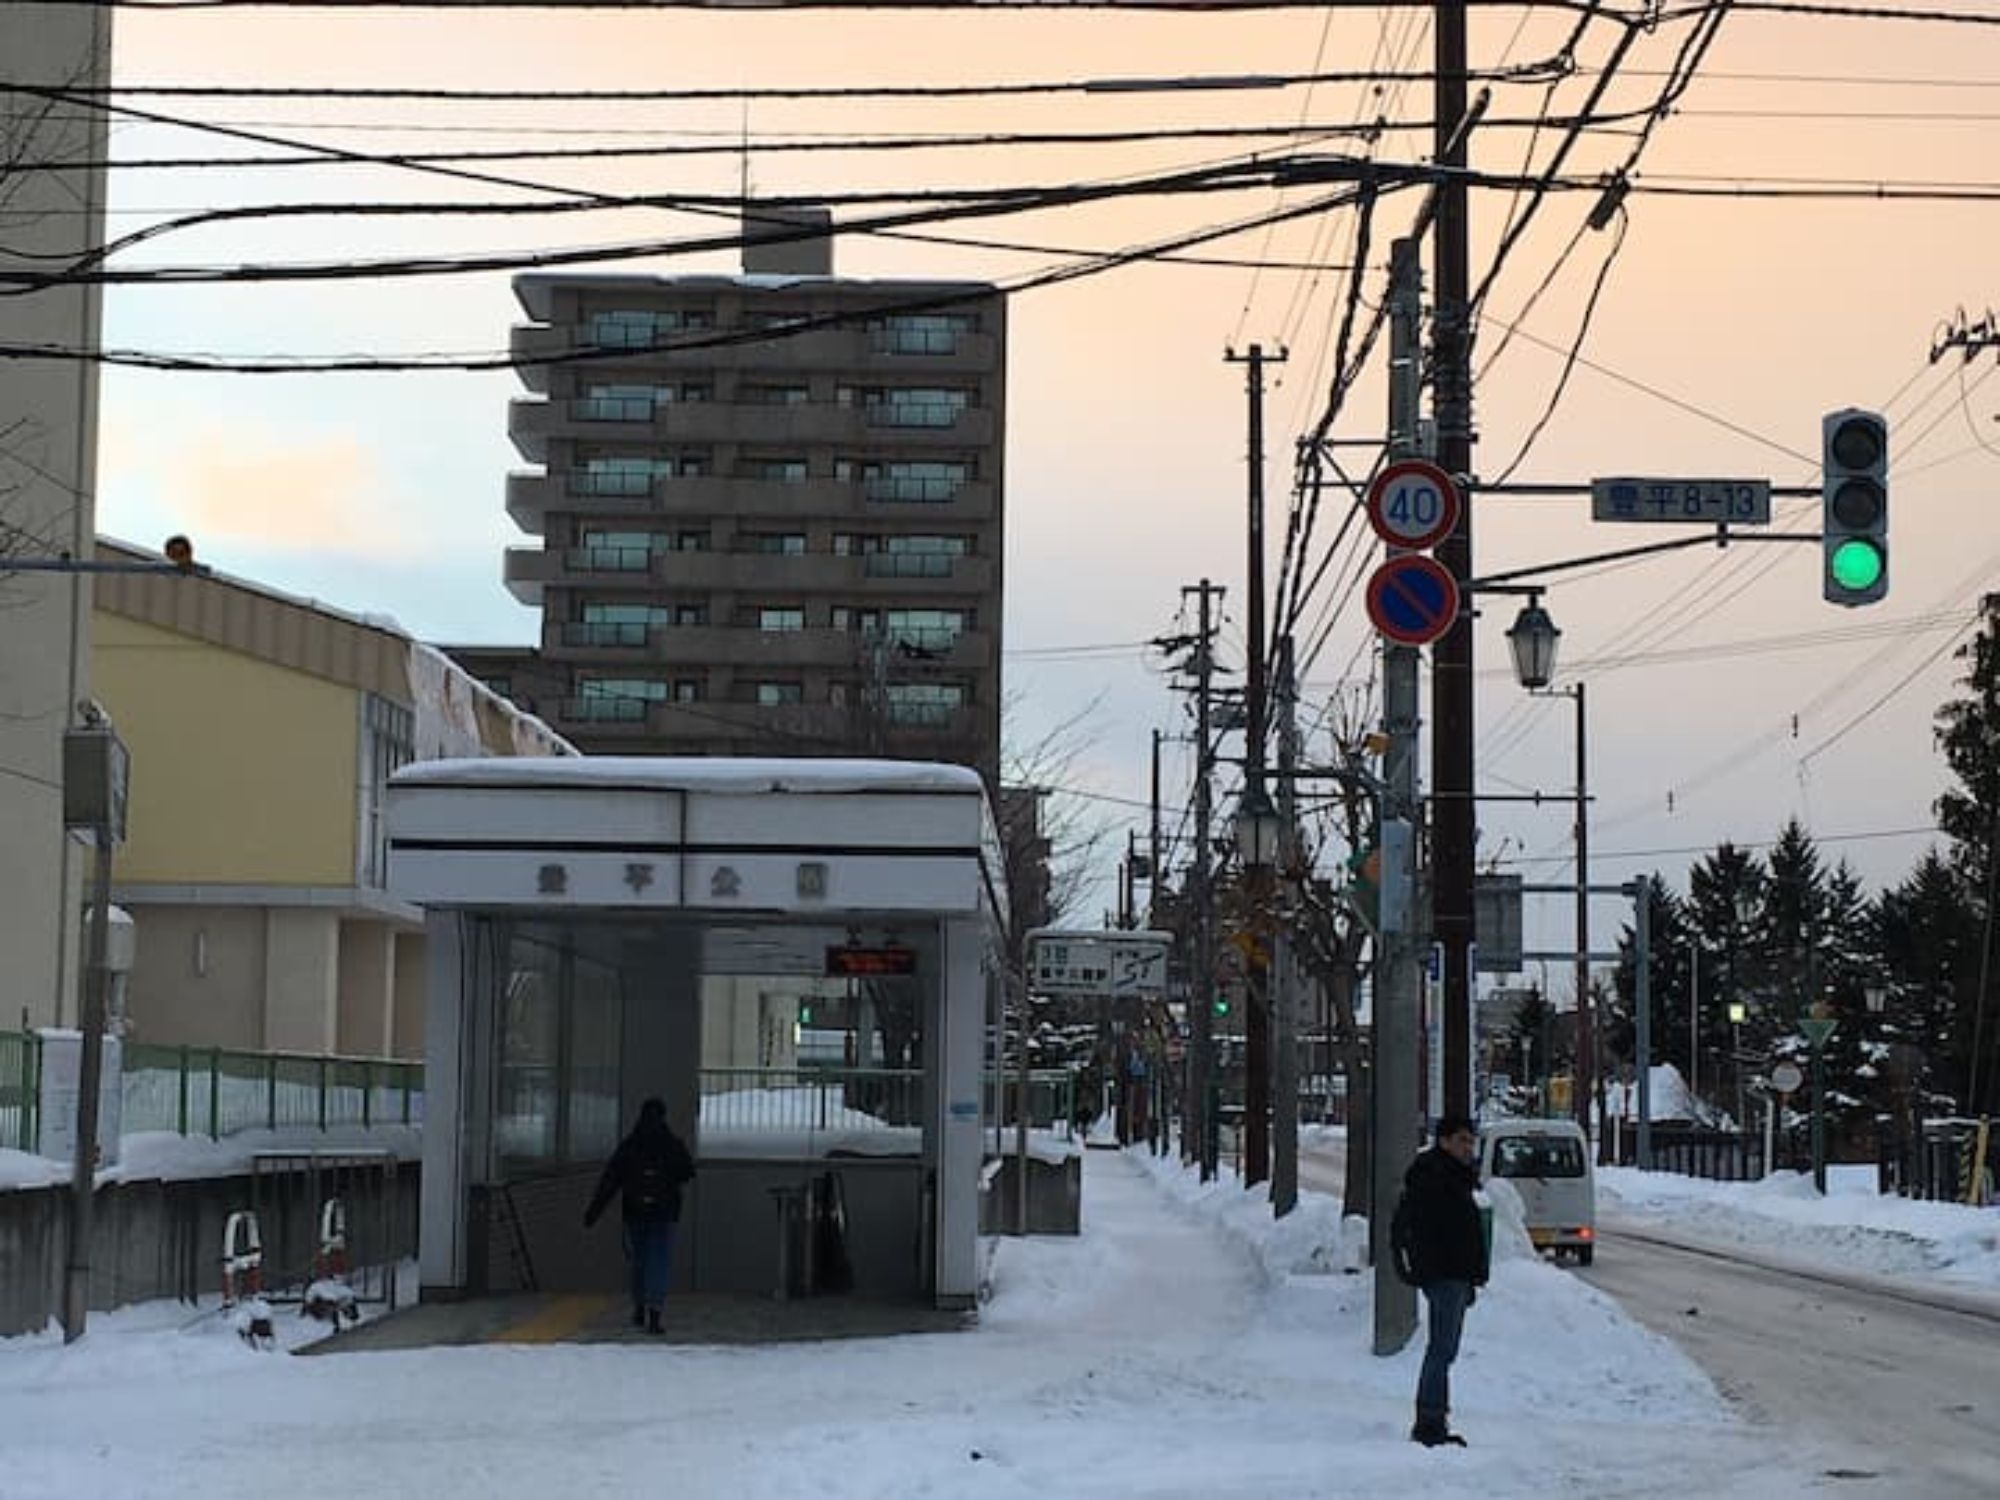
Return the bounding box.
[583,1098,696,1334]
[1390,1113,1489,1447]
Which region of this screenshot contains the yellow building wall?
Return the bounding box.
[93,613,360,886]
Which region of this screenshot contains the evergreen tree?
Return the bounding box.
[1759,818,1830,1037]
[1874,849,1982,1114]
[1686,842,1766,1110]
[1931,591,2000,1113]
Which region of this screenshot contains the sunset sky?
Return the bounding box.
[75,1,2000,974]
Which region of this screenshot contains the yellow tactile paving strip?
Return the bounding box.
[493,1294,614,1344]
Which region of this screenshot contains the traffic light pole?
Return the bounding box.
[1372,236,1424,1356]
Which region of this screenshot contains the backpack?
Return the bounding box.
[627,1152,676,1217]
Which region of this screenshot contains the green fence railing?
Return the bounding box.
[0,1030,39,1152]
[0,1032,422,1149]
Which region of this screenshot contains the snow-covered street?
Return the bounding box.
[0,1147,1885,1499]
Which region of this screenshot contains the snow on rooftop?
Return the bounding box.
[391,755,985,796]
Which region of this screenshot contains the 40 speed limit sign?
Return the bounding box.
[1366,459,1461,551]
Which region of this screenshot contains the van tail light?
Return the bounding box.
[1576,1226,1594,1241]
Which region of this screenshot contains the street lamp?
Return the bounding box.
[1727,1000,1748,1132]
[1233,779,1283,872]
[1505,595,1562,691]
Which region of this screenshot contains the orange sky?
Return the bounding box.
[83,3,2000,959]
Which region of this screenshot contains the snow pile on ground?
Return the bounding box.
[1600,1165,2000,1291]
[0,1126,422,1192]
[0,1152,1837,1499]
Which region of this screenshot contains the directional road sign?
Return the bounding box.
[1591,478,1772,525]
[1367,459,1461,551]
[1366,553,1460,647]
[1027,928,1172,998]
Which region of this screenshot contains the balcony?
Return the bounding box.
[509,322,1000,387]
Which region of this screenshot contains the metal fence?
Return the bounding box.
[0,1032,422,1149]
[0,1031,38,1152]
[697,1067,923,1136]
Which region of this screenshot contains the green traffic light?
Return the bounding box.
[1830,537,1884,591]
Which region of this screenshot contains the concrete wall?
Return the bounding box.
[125,905,266,1051]
[0,1163,419,1339]
[337,920,397,1057]
[392,932,427,1060]
[94,614,362,887]
[0,7,112,1031]
[265,909,340,1053]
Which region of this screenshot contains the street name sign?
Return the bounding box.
[1591,478,1772,525]
[1366,553,1460,647]
[1027,928,1172,998]
[1366,459,1461,551]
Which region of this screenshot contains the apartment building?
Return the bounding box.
[458,230,1006,786]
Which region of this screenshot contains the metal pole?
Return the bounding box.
[1635,875,1653,1171]
[1015,972,1031,1234]
[61,827,115,1343]
[1812,1041,1828,1194]
[1271,635,1299,1218]
[1690,944,1700,1106]
[1185,580,1223,1181]
[1228,342,1284,1191]
[1373,236,1424,1355]
[1430,0,1476,1121]
[1573,683,1593,1145]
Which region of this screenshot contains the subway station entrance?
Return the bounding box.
[387,758,1007,1315]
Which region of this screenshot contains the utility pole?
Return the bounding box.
[1271,633,1301,1217]
[1182,580,1225,1180]
[1227,341,1286,1189]
[1149,728,1164,929]
[1431,0,1477,1120]
[1635,874,1654,1171]
[1373,236,1425,1355]
[1573,682,1594,1145]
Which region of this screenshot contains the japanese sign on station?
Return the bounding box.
[1591,478,1771,525]
[1027,928,1172,998]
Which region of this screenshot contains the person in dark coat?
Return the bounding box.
[1391,1113,1489,1447]
[583,1098,696,1334]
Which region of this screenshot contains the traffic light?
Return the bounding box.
[1821,409,1887,607]
[1213,994,1230,1019]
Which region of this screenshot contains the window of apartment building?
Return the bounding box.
[575,383,710,421]
[571,455,673,497]
[574,529,657,571]
[356,694,414,888]
[673,678,703,702]
[886,609,967,651]
[837,458,970,503]
[739,382,810,406]
[584,307,713,348]
[839,385,971,429]
[868,312,974,355]
[741,532,807,555]
[673,529,710,552]
[570,601,666,647]
[886,681,967,726]
[754,681,804,706]
[674,603,709,626]
[484,676,511,699]
[866,534,972,577]
[577,677,666,721]
[832,532,970,558]
[756,607,806,633]
[743,456,809,483]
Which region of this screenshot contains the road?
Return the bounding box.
[1299,1139,2000,1496]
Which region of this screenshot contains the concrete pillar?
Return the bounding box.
[262,908,339,1054]
[420,912,469,1296]
[934,917,985,1309]
[336,920,396,1057]
[623,928,703,1144]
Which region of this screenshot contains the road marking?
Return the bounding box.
[495,1294,612,1344]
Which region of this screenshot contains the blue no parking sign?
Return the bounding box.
[1365,553,1460,647]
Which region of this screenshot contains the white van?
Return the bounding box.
[1480,1119,1596,1265]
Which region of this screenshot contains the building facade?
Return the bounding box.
[0,10,114,1032]
[453,240,1006,786]
[91,540,572,1059]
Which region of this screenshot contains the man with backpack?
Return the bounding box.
[1390,1113,1488,1448]
[584,1098,697,1334]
